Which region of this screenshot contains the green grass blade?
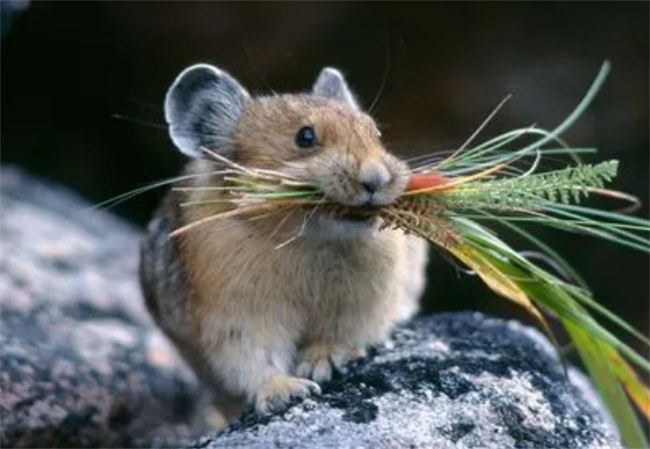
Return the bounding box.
[513,61,611,158]
[474,210,591,289]
[565,321,648,448]
[436,61,609,175]
[564,284,650,348]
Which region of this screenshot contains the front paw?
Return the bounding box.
[295,344,366,383]
[254,375,321,415]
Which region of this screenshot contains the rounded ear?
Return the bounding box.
[312,67,360,110]
[164,64,250,158]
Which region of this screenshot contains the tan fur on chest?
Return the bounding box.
[178,198,409,353]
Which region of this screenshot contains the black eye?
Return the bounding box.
[295,126,317,148]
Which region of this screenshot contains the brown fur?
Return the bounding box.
[141,90,428,420]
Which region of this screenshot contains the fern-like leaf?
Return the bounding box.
[442,160,619,211]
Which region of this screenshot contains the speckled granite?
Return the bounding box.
[0,167,202,448]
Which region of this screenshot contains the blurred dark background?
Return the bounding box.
[1,2,648,352]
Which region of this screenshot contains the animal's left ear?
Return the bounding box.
[312,67,360,110]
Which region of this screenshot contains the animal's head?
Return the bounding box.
[165,64,409,237]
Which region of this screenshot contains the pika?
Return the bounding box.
[140,64,429,419]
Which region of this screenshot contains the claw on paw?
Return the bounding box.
[254,375,321,415]
[295,344,366,383]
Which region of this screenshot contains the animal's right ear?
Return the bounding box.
[164,64,250,159]
[312,67,360,111]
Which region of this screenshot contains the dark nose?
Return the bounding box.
[361,177,383,193]
[359,161,391,194]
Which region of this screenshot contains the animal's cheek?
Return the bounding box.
[299,153,355,197]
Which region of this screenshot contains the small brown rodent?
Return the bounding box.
[140,64,429,420]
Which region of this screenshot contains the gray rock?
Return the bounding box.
[0,167,202,448]
[0,167,621,448]
[199,315,620,449]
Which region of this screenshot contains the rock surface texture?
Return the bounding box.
[199,315,620,449]
[1,167,621,448]
[0,167,201,448]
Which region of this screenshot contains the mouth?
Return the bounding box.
[331,206,380,223]
[305,204,384,238]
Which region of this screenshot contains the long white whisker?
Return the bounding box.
[456,94,513,155]
[368,35,391,114]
